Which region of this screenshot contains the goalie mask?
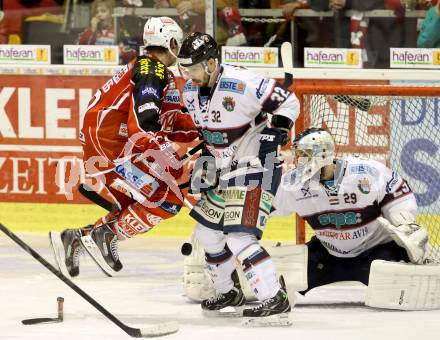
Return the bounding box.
[292,128,335,185]
[143,17,183,52]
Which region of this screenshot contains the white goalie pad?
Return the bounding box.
[366,260,440,310]
[183,233,216,301]
[269,243,308,294]
[183,235,308,302]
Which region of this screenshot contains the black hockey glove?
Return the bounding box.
[258,127,289,165]
[189,148,219,194]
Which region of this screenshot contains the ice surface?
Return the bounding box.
[1,234,439,340]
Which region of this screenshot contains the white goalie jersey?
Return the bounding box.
[182,64,299,169]
[273,157,418,258]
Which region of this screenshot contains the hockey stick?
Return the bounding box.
[78,184,118,212]
[0,223,178,338]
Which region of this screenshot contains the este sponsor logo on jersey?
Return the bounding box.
[164,89,180,103]
[219,78,246,94]
[138,102,159,113]
[318,211,362,229]
[222,96,235,112]
[141,86,159,99]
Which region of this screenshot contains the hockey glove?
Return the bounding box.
[377,217,430,264]
[258,127,289,165]
[140,136,183,181]
[189,148,219,194]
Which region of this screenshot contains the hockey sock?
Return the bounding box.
[205,245,236,294]
[238,244,281,301]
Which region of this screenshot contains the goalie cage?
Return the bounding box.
[293,82,440,264]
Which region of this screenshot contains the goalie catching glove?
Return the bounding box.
[377,217,430,264]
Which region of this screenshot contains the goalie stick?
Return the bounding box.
[0,223,178,338]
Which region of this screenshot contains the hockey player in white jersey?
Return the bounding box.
[271,127,439,310]
[177,32,300,324]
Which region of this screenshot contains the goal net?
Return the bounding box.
[294,83,440,263]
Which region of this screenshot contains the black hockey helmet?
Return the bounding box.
[177,32,219,67]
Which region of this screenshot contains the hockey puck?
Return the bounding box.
[181,242,192,256]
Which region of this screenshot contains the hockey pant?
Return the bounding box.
[87,157,183,240]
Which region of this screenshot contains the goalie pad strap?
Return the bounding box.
[366,260,440,310]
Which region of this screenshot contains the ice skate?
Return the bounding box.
[202,270,245,317]
[49,228,87,278]
[80,223,122,277]
[242,276,292,327]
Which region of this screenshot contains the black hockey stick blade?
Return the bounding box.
[78,183,118,212]
[22,317,61,325]
[0,223,178,338]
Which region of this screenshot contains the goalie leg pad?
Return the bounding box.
[366,259,440,310]
[183,230,216,301]
[269,243,308,295]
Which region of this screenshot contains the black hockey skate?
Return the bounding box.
[242,275,292,327]
[49,227,90,277]
[201,270,245,317]
[80,223,123,276]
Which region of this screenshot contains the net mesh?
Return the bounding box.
[301,92,440,263]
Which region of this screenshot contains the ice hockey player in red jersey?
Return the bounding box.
[49,17,199,278]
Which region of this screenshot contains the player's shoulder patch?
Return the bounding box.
[137,57,167,80]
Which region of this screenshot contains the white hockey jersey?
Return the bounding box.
[272,157,418,257]
[182,64,300,169]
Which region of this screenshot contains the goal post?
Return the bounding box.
[292,81,440,262]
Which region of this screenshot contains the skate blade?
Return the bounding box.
[48,232,70,278]
[242,313,293,327]
[80,235,116,277]
[202,306,244,318]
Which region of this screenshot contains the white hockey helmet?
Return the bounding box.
[143,17,183,51]
[292,127,335,184]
